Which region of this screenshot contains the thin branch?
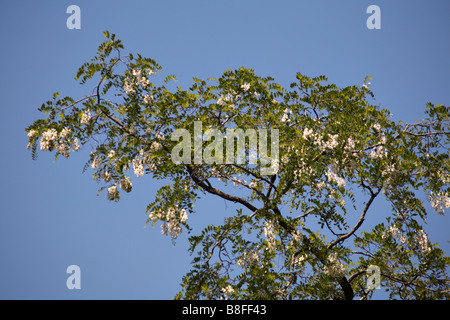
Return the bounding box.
[328,186,381,250]
[231,163,278,194]
[186,164,258,213]
[57,94,97,112]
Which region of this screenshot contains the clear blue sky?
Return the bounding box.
[0,0,449,299]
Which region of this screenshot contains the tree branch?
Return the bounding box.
[328,186,381,250]
[186,164,258,212]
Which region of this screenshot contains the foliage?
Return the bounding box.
[26,32,450,299]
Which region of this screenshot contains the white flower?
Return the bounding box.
[71,138,80,151]
[147,162,157,172]
[437,170,450,184]
[362,82,371,89]
[40,128,58,151]
[107,185,120,202]
[155,133,165,140]
[368,145,387,159]
[150,141,163,152]
[323,254,346,278]
[236,250,259,267]
[217,97,225,106]
[156,206,188,239]
[416,229,431,254]
[302,128,314,140]
[139,76,150,87]
[323,134,339,150]
[180,208,188,223]
[399,234,407,244]
[429,191,450,214]
[128,126,137,135]
[241,83,250,92]
[325,165,346,188]
[124,79,135,95]
[27,129,38,138]
[60,127,71,139]
[388,225,399,237]
[317,180,326,191]
[91,156,102,169]
[344,137,355,152]
[221,285,235,296]
[132,158,144,177]
[294,254,308,267]
[143,94,154,104]
[132,69,141,77]
[247,250,259,265]
[372,123,381,132]
[264,220,276,252]
[42,128,58,141]
[281,112,290,123]
[291,230,304,245]
[107,150,116,158]
[80,110,91,125]
[119,176,132,192]
[102,171,113,182]
[56,142,70,158]
[146,68,155,76]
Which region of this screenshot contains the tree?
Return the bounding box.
[26,32,450,300]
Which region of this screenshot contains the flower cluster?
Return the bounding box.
[368,145,387,159]
[27,129,38,139]
[368,134,387,159]
[40,128,58,151]
[382,224,431,254]
[236,250,259,267]
[287,229,304,252]
[240,82,250,92]
[91,156,102,169]
[123,79,135,95]
[323,254,346,279]
[107,185,120,202]
[105,177,132,202]
[119,176,132,193]
[130,147,159,178]
[415,229,431,254]
[31,127,80,158]
[80,110,91,125]
[132,158,145,177]
[263,220,277,252]
[302,127,339,151]
[149,206,188,239]
[142,94,154,104]
[97,137,163,201]
[150,141,163,152]
[325,164,346,188]
[344,137,356,153]
[221,284,235,297]
[429,191,450,214]
[281,108,292,123]
[123,69,153,95]
[216,93,235,108]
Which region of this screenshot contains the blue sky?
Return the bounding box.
[0,0,449,299]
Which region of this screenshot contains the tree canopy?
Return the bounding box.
[26,32,450,299]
